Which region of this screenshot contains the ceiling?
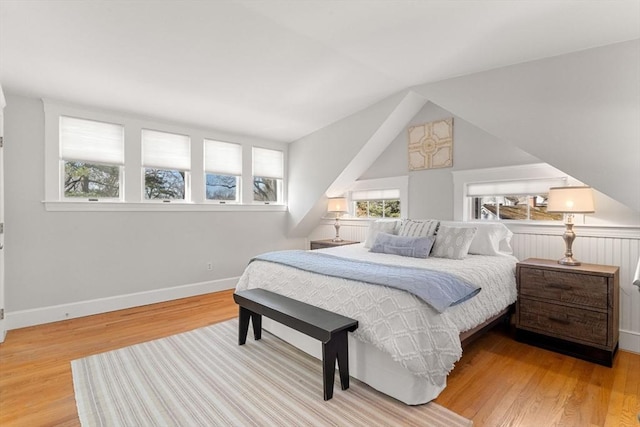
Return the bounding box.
[1,0,638,143]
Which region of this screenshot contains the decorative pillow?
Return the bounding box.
[363,219,401,248]
[439,221,514,256]
[398,219,439,238]
[370,233,435,258]
[432,226,477,260]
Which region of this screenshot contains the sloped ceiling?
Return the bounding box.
[0,1,639,142]
[414,40,640,212]
[288,90,425,237]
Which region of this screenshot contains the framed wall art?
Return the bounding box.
[408,118,453,170]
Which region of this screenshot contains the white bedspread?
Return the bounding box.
[235,244,517,387]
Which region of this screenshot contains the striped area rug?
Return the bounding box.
[72,319,472,427]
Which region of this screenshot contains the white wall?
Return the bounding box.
[414,40,640,213]
[360,101,540,219]
[287,90,425,238]
[360,101,640,225]
[3,94,305,326]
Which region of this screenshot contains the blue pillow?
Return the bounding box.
[369,233,435,258]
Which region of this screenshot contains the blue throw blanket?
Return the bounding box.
[252,250,481,313]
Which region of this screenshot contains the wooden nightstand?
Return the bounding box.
[515,258,619,367]
[310,239,360,250]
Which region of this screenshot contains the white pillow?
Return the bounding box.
[398,219,439,238]
[432,226,477,260]
[363,219,401,248]
[439,221,513,256]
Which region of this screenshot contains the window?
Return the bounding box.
[352,189,401,218]
[204,139,242,202]
[141,129,190,201]
[45,100,288,211]
[60,116,124,199]
[253,147,283,203]
[467,178,565,221]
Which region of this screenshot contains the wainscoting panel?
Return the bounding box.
[309,220,640,353]
[308,219,371,244]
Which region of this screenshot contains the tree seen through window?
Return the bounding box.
[144,169,185,200]
[64,161,120,198]
[355,199,400,218]
[206,174,238,201]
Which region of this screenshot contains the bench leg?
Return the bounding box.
[238,306,251,345]
[322,339,337,401]
[322,331,350,401]
[252,312,262,341]
[335,331,350,391]
[239,306,262,346]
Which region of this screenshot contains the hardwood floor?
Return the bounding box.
[1,289,638,426]
[436,327,640,427]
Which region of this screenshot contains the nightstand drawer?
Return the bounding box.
[519,267,608,309]
[518,298,608,346]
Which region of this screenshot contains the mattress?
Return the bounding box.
[235,243,517,404]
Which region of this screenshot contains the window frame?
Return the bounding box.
[141,128,192,203]
[252,147,284,205]
[351,188,401,219]
[204,139,242,204]
[43,100,287,212]
[345,176,408,219]
[58,115,125,201]
[452,163,572,222]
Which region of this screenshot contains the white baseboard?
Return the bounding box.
[6,277,239,331]
[620,329,640,355]
[6,279,639,356]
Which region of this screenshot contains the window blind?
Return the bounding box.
[142,129,191,170]
[351,189,401,200]
[466,178,567,197]
[204,139,242,175]
[60,116,124,164]
[253,147,283,179]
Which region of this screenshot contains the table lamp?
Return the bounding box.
[327,197,348,242]
[546,186,595,266]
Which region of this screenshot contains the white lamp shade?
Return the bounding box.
[547,186,595,213]
[327,197,348,213]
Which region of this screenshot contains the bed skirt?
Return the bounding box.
[262,318,444,405]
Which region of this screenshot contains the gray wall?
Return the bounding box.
[287,90,424,237]
[414,40,640,213]
[360,102,539,219]
[4,94,304,312]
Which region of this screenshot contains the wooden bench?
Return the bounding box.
[233,289,359,401]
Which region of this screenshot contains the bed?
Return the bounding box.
[235,220,518,405]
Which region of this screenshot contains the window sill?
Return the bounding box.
[43,201,288,212]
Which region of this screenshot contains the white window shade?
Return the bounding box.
[253,147,283,179]
[205,139,242,175]
[60,116,124,164]
[466,178,567,197]
[351,189,401,200]
[142,129,191,170]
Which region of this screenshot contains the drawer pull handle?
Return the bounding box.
[547,283,572,291]
[548,316,570,325]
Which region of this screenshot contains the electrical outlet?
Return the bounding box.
[207,262,213,271]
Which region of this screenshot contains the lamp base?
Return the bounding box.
[332,217,343,242]
[558,220,581,266]
[558,256,581,266]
